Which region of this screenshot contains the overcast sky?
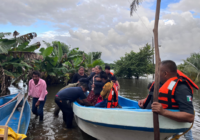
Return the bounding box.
[1,0,200,64]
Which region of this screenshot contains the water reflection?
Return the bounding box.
[8,78,200,140]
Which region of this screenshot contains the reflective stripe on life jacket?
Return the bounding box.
[144,70,199,109]
[158,77,179,109]
[107,84,118,108]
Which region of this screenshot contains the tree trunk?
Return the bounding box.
[153,0,162,140]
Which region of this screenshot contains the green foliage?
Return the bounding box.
[0,54,32,84]
[0,31,39,54]
[52,41,70,54]
[92,52,102,60]
[85,52,104,69]
[0,32,11,39]
[0,31,103,95]
[114,44,154,79]
[178,53,200,82]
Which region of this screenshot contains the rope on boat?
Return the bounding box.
[0,93,20,108]
[170,111,195,140]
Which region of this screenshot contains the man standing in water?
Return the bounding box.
[138,60,197,140]
[28,71,48,121]
[55,83,92,129]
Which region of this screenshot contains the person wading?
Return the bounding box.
[54,83,79,117]
[28,71,48,121]
[55,83,92,129]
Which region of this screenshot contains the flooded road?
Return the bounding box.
[10,77,200,140]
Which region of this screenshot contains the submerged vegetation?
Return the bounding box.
[0,31,104,96]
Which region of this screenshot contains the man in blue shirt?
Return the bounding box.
[55,83,92,128]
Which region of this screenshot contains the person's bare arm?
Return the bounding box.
[76,98,93,106]
[151,102,194,122]
[82,99,93,106]
[77,98,84,105]
[138,98,146,108]
[116,80,120,90]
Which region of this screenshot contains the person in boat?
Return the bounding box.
[79,65,103,105]
[138,60,197,139]
[55,82,92,129]
[92,67,95,73]
[28,71,48,121]
[141,61,198,140]
[111,75,119,90]
[95,71,118,108]
[54,82,79,117]
[104,65,120,90]
[71,66,87,83]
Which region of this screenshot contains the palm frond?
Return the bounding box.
[183,60,199,71]
[130,0,142,16]
[0,32,11,39]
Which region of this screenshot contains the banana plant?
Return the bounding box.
[85,52,104,69]
[0,54,33,95]
[0,31,39,54]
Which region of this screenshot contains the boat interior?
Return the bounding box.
[0,95,30,134]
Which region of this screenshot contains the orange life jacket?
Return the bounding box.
[146,70,199,109]
[107,84,118,108]
[110,72,114,76]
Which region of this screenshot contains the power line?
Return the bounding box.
[127,0,153,37]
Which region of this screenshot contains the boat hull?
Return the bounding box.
[73,96,191,140]
[75,115,175,140]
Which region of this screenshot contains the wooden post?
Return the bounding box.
[153,0,162,140]
[0,125,8,140]
[152,37,155,80]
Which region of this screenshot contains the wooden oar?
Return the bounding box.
[5,93,24,126]
[17,94,28,133]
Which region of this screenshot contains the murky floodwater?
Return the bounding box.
[9,77,200,140]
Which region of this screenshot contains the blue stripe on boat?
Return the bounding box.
[80,118,188,133]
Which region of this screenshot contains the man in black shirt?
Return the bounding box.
[138,60,195,139]
[55,83,91,128]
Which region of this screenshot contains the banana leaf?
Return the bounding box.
[42,47,53,58]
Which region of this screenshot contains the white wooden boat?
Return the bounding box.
[73,96,191,140]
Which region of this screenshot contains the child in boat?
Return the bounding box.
[94,71,113,108]
[111,75,118,90]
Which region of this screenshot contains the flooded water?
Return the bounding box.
[9,77,200,140]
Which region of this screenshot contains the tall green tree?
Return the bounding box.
[114,44,154,79]
[178,53,200,82]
